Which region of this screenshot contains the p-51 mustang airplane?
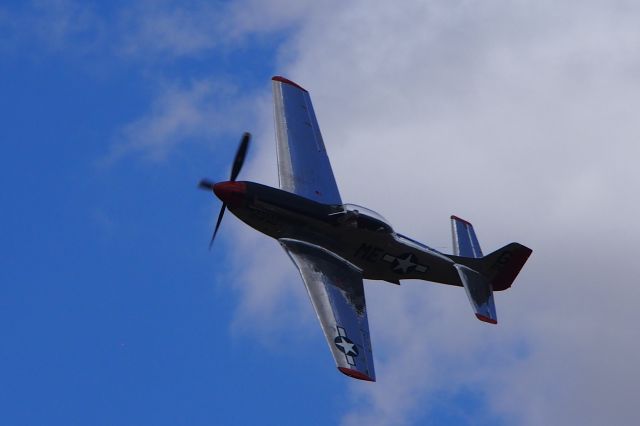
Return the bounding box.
[199,76,532,382]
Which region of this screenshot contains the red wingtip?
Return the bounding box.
[451,215,473,227]
[475,314,498,324]
[272,76,307,92]
[338,367,375,382]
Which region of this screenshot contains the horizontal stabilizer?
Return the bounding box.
[454,264,497,324]
[451,216,482,258]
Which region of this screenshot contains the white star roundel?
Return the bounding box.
[334,335,359,357]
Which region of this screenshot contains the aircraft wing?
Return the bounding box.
[279,238,375,381]
[272,76,342,204]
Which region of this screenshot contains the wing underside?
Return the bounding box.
[279,238,375,381]
[272,76,342,205]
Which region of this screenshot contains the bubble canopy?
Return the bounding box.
[338,203,393,232]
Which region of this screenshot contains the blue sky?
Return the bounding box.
[2,1,640,425]
[0,2,341,425]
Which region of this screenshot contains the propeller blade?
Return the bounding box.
[209,203,227,249]
[229,132,251,181]
[198,179,216,191]
[201,131,250,249]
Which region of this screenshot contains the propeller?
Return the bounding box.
[229,132,250,181]
[199,132,251,249]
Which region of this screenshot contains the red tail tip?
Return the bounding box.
[475,314,498,324]
[272,76,307,92]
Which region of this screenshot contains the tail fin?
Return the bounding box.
[479,243,533,291]
[450,215,533,324]
[450,215,532,291]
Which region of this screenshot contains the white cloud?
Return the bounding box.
[109,79,255,161]
[0,1,324,160]
[116,0,323,59]
[104,0,323,160]
[1,0,316,61]
[117,0,226,58]
[222,1,640,425]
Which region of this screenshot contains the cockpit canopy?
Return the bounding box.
[336,203,394,233]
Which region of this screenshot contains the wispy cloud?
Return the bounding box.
[116,1,227,58]
[0,0,104,54]
[116,0,320,60]
[108,79,254,162]
[0,1,320,160]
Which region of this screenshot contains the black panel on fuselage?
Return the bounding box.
[229,182,461,286]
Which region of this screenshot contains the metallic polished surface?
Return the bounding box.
[272,76,342,204]
[280,239,375,381]
[451,215,483,258]
[454,264,497,324]
[201,76,532,381]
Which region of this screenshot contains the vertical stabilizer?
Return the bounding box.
[480,243,533,291]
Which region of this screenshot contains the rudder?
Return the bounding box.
[480,243,533,291]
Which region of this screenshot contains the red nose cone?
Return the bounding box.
[213,181,247,207]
